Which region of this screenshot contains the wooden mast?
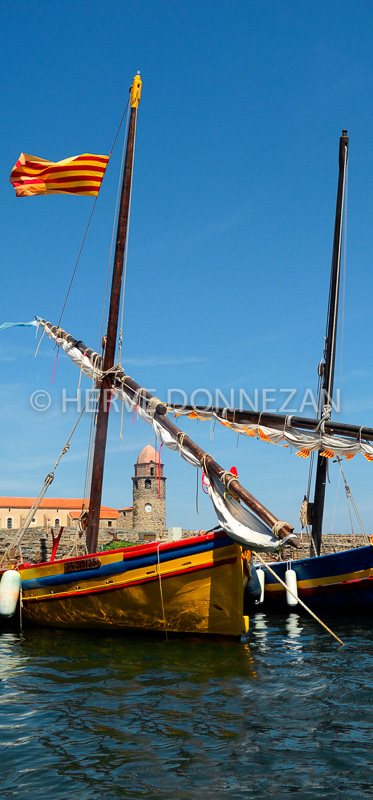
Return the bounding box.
[311,130,349,556]
[86,73,142,554]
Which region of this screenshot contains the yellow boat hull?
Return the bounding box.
[19,532,248,638]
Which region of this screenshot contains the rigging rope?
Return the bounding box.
[305,371,322,555]
[83,388,99,504]
[329,464,342,536]
[118,106,137,366]
[81,100,130,502]
[34,328,46,358]
[335,456,368,542]
[57,198,99,328]
[157,543,168,641]
[1,389,96,566]
[57,97,131,329]
[120,396,125,442]
[196,467,199,513]
[99,101,131,354]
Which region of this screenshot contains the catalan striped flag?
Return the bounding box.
[9,152,109,197]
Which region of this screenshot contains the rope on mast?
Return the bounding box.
[335,456,368,543]
[99,100,131,355]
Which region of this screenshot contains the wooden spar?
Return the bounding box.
[36,319,301,549]
[166,404,373,443]
[312,130,349,556]
[86,73,142,554]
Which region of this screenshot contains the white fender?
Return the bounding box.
[0,570,21,618]
[285,568,298,607]
[255,567,265,605]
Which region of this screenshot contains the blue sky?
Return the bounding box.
[1,0,373,536]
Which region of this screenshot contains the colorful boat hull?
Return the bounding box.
[248,545,373,611]
[17,531,248,637]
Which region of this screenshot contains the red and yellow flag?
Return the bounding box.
[9,152,109,197]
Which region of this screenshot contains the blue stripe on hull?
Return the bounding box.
[22,534,232,590]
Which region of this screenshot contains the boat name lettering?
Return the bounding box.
[64,558,101,574]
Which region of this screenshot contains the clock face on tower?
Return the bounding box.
[145,503,152,513]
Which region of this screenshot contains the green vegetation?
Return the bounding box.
[99,540,139,551]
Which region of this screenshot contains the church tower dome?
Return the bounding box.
[137,444,158,465]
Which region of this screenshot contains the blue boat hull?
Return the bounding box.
[246,545,373,612]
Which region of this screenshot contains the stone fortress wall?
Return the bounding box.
[0,525,368,566]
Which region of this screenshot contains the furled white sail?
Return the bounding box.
[171,408,373,461]
[204,473,295,552]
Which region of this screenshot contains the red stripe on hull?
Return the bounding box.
[299,575,372,597]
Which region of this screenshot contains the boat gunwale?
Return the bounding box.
[257,543,373,571]
[16,529,231,574]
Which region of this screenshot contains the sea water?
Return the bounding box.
[0,614,372,799]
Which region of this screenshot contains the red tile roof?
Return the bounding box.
[0,498,119,518]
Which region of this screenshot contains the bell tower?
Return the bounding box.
[132,444,166,533]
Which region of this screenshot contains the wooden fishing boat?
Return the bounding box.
[249,130,373,611]
[17,532,247,636]
[1,73,302,636]
[168,130,373,613]
[248,544,373,612]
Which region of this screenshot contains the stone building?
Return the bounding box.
[0,498,119,531]
[0,445,168,559]
[117,506,134,529]
[132,444,166,533]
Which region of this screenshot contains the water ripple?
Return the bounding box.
[1,616,373,799]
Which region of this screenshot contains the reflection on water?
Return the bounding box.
[285,612,302,639]
[1,618,373,799]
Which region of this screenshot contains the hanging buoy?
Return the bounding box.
[255,567,265,605]
[285,567,298,607]
[0,570,21,618]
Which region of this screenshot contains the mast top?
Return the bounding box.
[131,73,142,108]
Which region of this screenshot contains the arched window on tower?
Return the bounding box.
[7,517,12,529]
[145,479,151,489]
[150,467,154,476]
